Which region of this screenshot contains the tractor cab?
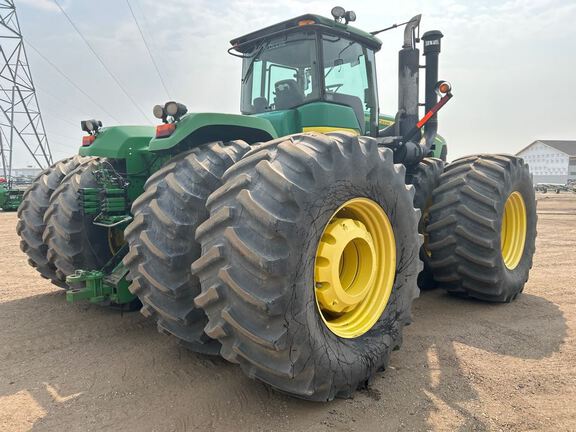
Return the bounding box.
[233,13,382,137]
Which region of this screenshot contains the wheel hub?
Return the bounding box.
[315,218,377,314]
[314,198,396,339]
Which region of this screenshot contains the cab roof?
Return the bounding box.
[230,14,382,53]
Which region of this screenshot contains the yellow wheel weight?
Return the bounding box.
[314,198,396,338]
[501,191,527,270]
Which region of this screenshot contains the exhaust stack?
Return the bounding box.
[422,30,444,154]
[397,15,421,139]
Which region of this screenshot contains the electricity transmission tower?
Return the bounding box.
[0,0,52,181]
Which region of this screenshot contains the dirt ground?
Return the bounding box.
[0,194,574,432]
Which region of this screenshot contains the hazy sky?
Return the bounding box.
[12,0,576,166]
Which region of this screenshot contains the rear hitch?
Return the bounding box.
[65,246,136,306]
[66,270,111,304]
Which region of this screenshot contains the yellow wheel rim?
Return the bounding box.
[501,191,527,270]
[314,198,396,338]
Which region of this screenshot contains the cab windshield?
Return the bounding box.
[322,34,378,132]
[240,32,319,114]
[239,30,378,133]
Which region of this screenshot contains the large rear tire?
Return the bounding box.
[43,158,117,282]
[406,158,445,290]
[193,132,421,401]
[427,154,537,302]
[16,156,86,287]
[123,141,249,354]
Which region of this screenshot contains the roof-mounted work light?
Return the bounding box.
[344,10,356,23]
[81,119,102,135]
[153,104,165,120]
[331,6,345,20]
[154,101,188,124]
[165,101,187,119]
[331,7,356,24]
[153,101,188,138]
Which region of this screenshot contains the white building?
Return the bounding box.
[11,166,42,178]
[516,140,576,185]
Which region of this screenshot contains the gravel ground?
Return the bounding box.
[0,193,574,431]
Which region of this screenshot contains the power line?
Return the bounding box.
[43,110,82,129]
[52,0,151,124]
[36,85,96,121]
[42,128,78,142]
[126,0,171,100]
[26,41,121,123]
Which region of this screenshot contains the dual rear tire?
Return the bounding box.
[126,132,421,400]
[17,157,135,298]
[17,156,87,286]
[427,154,537,302]
[123,141,250,354]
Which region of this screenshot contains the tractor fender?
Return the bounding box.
[78,126,155,158]
[148,113,278,152]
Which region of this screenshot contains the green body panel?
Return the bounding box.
[148,112,278,151]
[79,126,161,202]
[254,110,299,137]
[431,134,447,159]
[79,126,154,159]
[255,102,361,136]
[297,103,361,131]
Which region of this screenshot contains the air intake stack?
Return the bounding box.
[422,30,444,153]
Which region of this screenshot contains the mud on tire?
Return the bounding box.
[192,132,421,401]
[123,141,249,355]
[17,156,87,287]
[427,154,537,302]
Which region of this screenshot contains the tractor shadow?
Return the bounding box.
[0,286,567,431]
[279,288,567,431]
[356,287,568,431]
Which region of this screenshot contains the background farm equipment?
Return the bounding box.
[0,177,25,211]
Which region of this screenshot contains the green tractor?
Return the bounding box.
[0,177,24,211]
[17,8,536,400]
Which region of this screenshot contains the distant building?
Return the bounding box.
[11,166,42,178]
[516,140,576,185]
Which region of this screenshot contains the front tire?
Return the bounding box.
[193,132,421,401]
[427,154,537,302]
